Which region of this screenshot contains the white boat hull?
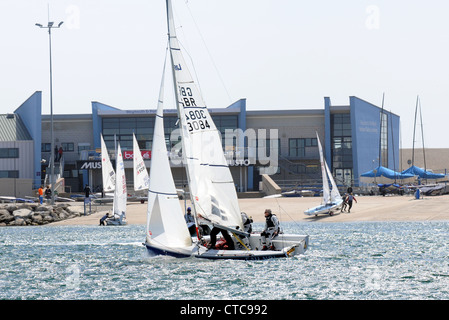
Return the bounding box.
[105,217,127,226]
[304,200,343,216]
[144,234,309,260]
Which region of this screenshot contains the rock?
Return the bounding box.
[0,209,14,223]
[58,210,69,220]
[12,208,33,219]
[43,215,54,223]
[31,213,43,223]
[3,204,18,213]
[35,205,51,212]
[11,217,26,226]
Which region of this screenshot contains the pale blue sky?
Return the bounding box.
[1,0,448,148]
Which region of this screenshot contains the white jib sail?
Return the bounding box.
[166,0,243,230]
[133,133,150,191]
[101,134,115,192]
[316,132,330,204]
[113,143,127,218]
[146,54,192,248]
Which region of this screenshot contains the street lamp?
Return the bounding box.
[35,20,63,205]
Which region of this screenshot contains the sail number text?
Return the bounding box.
[180,86,211,132]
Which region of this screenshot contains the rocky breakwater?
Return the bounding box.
[0,203,84,226]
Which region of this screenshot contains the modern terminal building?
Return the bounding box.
[1,91,400,196]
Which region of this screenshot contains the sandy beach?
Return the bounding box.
[49,194,449,226]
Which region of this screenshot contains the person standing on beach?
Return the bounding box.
[38,186,44,204]
[44,185,52,203]
[347,193,357,213]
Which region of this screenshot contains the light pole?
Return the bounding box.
[35,20,63,205]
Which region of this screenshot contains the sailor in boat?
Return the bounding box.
[240,212,253,234]
[207,226,235,250]
[185,207,196,236]
[260,209,280,251]
[235,212,253,249]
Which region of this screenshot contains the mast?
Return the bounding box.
[166,0,201,238]
[378,93,385,168]
[412,95,418,166]
[165,0,243,231]
[418,96,427,182]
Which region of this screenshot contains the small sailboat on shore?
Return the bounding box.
[144,0,308,260]
[305,133,343,216]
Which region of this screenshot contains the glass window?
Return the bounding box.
[62,143,74,152]
[41,143,51,152]
[0,148,19,158]
[0,170,19,178]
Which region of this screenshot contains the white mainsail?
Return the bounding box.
[146,54,192,248]
[133,133,150,191]
[316,132,342,204]
[101,134,115,192]
[113,143,127,219]
[317,133,330,204]
[166,0,243,230]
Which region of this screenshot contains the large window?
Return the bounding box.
[41,143,51,152]
[331,113,353,185]
[0,170,19,178]
[0,148,19,158]
[62,143,74,152]
[288,138,317,158]
[102,114,239,155]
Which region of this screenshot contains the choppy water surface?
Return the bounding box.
[1,221,448,300]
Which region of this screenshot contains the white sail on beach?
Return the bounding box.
[113,143,127,221]
[304,133,342,216]
[133,133,150,191]
[167,1,243,231]
[101,134,115,192]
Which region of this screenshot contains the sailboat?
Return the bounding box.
[144,0,309,260]
[133,133,150,203]
[99,135,127,225]
[107,143,128,225]
[304,133,343,216]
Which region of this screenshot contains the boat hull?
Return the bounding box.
[144,234,309,260]
[304,200,343,216]
[144,242,197,258]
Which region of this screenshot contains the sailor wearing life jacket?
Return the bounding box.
[241,212,253,234]
[261,209,280,250]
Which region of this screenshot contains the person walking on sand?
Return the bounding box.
[347,193,357,213]
[340,193,348,212]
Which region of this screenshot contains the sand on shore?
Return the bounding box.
[49,194,449,226]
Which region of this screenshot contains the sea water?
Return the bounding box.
[1,221,449,300]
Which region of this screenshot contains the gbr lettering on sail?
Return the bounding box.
[179,86,212,132]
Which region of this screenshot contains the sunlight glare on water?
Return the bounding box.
[1,221,449,300]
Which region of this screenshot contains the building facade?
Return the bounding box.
[2,91,402,195]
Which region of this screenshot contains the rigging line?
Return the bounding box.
[184,1,233,105]
[274,197,309,236]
